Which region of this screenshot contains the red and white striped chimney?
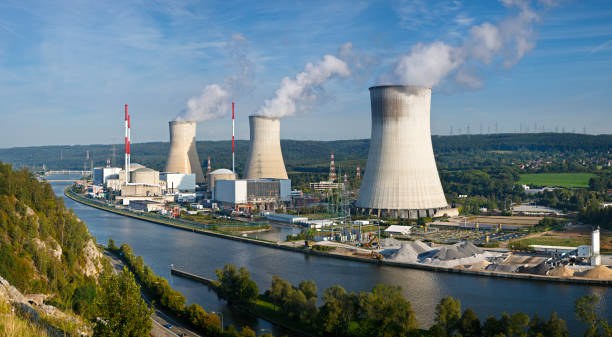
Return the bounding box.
[124,104,130,184]
[356,166,361,179]
[329,152,336,182]
[207,156,212,173]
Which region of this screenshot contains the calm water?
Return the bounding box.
[50,177,609,336]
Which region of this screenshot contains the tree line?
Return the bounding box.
[213,263,610,337]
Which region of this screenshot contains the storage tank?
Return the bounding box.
[130,167,159,185]
[165,121,206,184]
[355,85,448,218]
[243,116,288,180]
[208,168,237,193]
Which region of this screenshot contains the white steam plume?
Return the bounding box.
[253,54,350,118]
[380,0,548,88]
[176,33,252,121]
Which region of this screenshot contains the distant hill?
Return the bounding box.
[1,133,611,176]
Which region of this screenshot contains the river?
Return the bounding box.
[50,177,609,336]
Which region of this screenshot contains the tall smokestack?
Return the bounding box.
[232,102,235,173]
[165,121,206,184]
[243,116,288,180]
[124,104,129,184]
[356,85,448,219]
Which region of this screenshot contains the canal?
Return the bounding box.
[50,178,609,336]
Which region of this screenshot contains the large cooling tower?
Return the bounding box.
[243,116,288,180]
[356,85,448,219]
[165,121,206,184]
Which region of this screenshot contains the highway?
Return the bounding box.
[104,251,202,337]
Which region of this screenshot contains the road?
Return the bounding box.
[105,251,202,337]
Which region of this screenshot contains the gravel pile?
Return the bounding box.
[519,262,550,275]
[385,240,500,268]
[426,242,484,261]
[485,264,519,273]
[385,240,434,263]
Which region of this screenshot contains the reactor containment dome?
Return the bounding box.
[355,85,448,218]
[243,116,289,180]
[165,121,206,184]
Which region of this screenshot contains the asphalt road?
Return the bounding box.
[104,251,202,337]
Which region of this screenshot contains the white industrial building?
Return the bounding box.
[161,172,196,193]
[356,86,448,219]
[215,180,248,204]
[266,213,308,224]
[214,178,291,210]
[93,167,121,185]
[243,116,288,180]
[384,225,413,236]
[309,181,344,192]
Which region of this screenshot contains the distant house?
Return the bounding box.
[384,225,412,236]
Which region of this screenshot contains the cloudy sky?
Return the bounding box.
[0,0,610,148]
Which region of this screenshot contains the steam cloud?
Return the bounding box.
[380,0,548,88]
[176,33,252,121]
[253,52,351,118]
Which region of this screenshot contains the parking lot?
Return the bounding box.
[406,227,529,245]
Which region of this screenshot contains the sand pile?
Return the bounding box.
[547,265,574,277]
[465,260,491,270]
[577,266,612,280]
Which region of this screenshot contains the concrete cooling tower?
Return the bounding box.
[243,116,288,180]
[165,121,206,184]
[356,85,448,218]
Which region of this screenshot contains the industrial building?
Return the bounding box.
[165,121,206,184]
[309,181,344,192]
[208,168,237,195]
[243,116,288,180]
[214,178,291,210]
[356,85,448,219]
[161,172,196,193]
[93,167,121,185]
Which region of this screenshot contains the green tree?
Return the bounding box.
[215,264,258,305]
[459,308,481,337]
[299,280,318,300]
[357,284,418,337]
[94,267,152,337]
[316,285,358,336]
[435,297,462,336]
[575,295,611,337]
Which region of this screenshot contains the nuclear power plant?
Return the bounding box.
[243,115,288,180]
[356,85,448,219]
[165,121,206,184]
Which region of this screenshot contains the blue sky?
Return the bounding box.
[0,0,610,148]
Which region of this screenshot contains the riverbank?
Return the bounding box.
[65,188,611,286]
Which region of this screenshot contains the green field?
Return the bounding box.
[518,173,596,188]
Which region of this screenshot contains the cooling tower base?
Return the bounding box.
[356,207,444,219]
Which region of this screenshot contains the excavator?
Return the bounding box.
[362,235,380,249]
[363,235,384,260]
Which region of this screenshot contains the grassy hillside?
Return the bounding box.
[0,162,100,318]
